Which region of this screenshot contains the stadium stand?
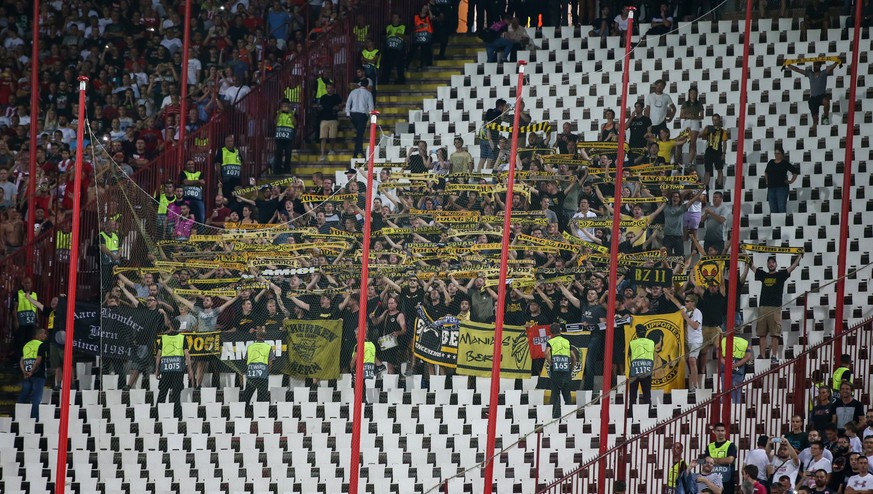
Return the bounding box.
[2,0,873,493]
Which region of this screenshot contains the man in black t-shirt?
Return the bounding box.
[579,288,607,391]
[752,254,802,363]
[317,83,343,160]
[694,281,727,378]
[627,100,652,160]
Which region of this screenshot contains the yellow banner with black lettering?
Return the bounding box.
[624,311,686,393]
[456,320,531,379]
[483,121,552,134]
[740,243,804,254]
[576,218,649,228]
[180,331,222,357]
[782,56,841,67]
[284,319,342,380]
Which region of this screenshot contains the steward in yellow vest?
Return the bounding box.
[18,327,48,420]
[155,321,192,418]
[545,323,577,419]
[831,353,853,393]
[273,99,296,174]
[214,134,243,201]
[628,324,655,407]
[15,277,38,328]
[242,327,274,404]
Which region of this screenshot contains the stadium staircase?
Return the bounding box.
[286,34,484,183]
[3,12,873,494]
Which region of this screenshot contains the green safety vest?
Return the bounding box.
[284,85,301,104]
[629,337,655,377]
[99,231,119,264]
[386,24,406,38]
[246,341,271,379]
[548,335,571,373]
[721,337,749,376]
[22,339,42,374]
[182,171,203,201]
[666,460,686,489]
[157,193,176,214]
[221,147,242,179]
[160,334,185,373]
[707,440,734,482]
[353,24,369,42]
[315,78,331,100]
[362,48,380,68]
[17,290,37,327]
[363,340,376,379]
[55,230,71,250]
[832,366,853,392]
[275,111,296,139]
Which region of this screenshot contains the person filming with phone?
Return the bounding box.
[767,436,801,488]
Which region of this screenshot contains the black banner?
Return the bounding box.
[53,300,164,358]
[628,267,673,287]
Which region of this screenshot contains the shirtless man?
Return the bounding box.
[1,208,25,254]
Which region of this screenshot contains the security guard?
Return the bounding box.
[55,222,72,265]
[179,160,205,224]
[545,323,576,419]
[273,99,296,175]
[361,38,381,89]
[154,181,176,239]
[214,134,243,203]
[831,353,853,394]
[242,326,274,404]
[350,331,385,404]
[721,335,752,403]
[410,5,434,70]
[98,219,121,294]
[18,327,48,420]
[382,13,407,84]
[314,69,333,100]
[628,324,655,407]
[706,422,738,494]
[154,320,193,418]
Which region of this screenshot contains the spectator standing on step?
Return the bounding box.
[154,320,193,419]
[699,114,729,191]
[645,79,676,137]
[317,84,343,161]
[478,98,508,171]
[410,5,435,71]
[17,327,48,420]
[751,253,802,363]
[785,59,840,127]
[429,0,452,60]
[763,145,799,214]
[273,99,296,174]
[346,80,375,159]
[383,13,408,85]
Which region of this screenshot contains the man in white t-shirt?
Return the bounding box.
[186,48,202,86]
[570,198,598,242]
[745,435,772,485]
[800,430,835,466]
[799,441,833,488]
[666,290,704,391]
[645,79,676,137]
[846,455,873,493]
[767,438,800,488]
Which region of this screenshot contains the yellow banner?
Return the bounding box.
[605,197,666,204]
[695,258,724,288]
[624,311,686,393]
[576,218,649,228]
[284,319,342,380]
[234,176,298,195]
[740,243,804,254]
[561,231,610,253]
[455,320,531,379]
[174,288,238,297]
[515,233,578,252]
[782,56,841,67]
[181,331,223,356]
[638,175,700,183]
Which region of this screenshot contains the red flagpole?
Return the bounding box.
[597,8,634,491]
[834,0,863,339]
[722,0,754,426]
[177,0,192,169]
[55,75,88,494]
[25,0,39,275]
[483,60,527,494]
[349,110,379,494]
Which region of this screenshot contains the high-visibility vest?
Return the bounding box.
[363,340,377,379]
[721,337,749,376]
[315,77,331,99]
[362,48,380,68]
[284,84,301,104]
[56,230,71,262]
[99,231,119,264]
[159,334,185,373]
[17,290,37,327]
[667,460,686,489]
[246,341,271,379]
[182,170,203,201]
[352,24,369,43]
[220,147,242,179]
[275,111,296,139]
[548,335,571,372]
[414,15,433,33]
[157,193,175,214]
[832,366,853,392]
[629,337,655,377]
[22,339,43,373]
[386,24,406,38]
[707,440,734,483]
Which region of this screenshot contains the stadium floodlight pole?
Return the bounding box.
[177,0,192,169]
[55,75,89,494]
[722,0,753,426]
[597,7,634,492]
[483,59,527,494]
[834,0,863,341]
[25,0,39,275]
[349,110,379,494]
